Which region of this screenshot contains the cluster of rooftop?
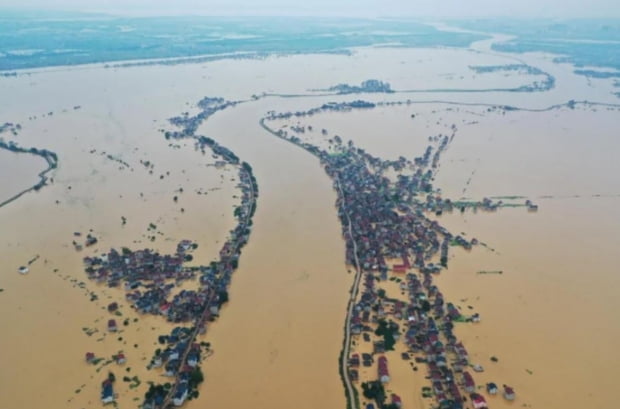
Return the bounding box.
[142,326,206,407]
[82,97,258,408]
[84,241,199,322]
[263,101,525,409]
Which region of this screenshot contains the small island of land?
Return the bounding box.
[323,79,394,95]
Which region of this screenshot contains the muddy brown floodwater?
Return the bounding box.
[0,40,618,409]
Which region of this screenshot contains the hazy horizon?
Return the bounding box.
[1,0,620,19]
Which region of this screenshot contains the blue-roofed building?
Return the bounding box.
[101,380,115,404]
[187,351,199,367]
[173,381,189,406]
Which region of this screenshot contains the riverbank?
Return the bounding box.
[0,148,49,206]
[0,139,58,208]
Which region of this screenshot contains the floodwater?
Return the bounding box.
[277,101,620,409]
[0,149,47,204]
[0,66,240,408]
[197,101,351,409]
[0,37,618,409]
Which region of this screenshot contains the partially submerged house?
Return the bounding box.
[101,379,114,404]
[187,349,199,368]
[462,371,475,393]
[173,380,189,406]
[85,352,96,364]
[471,393,488,409]
[378,356,390,383]
[115,353,126,365]
[504,385,515,400]
[349,353,360,367]
[107,319,118,332]
[486,382,498,395]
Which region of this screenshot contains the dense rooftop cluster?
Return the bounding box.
[84,242,198,322]
[82,96,258,408]
[264,102,520,409]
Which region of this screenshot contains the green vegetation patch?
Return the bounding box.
[375,319,397,350]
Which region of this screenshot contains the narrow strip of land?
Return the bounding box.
[336,174,362,409]
[0,144,58,209]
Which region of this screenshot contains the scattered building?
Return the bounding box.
[471,393,488,409]
[378,356,390,383]
[107,319,118,332]
[115,353,126,365]
[85,352,96,364]
[504,385,516,400]
[84,102,261,409]
[486,382,498,395]
[101,379,115,404]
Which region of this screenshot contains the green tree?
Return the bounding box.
[218,291,229,304]
[189,368,204,388]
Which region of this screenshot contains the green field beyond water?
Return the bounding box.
[1,12,619,85]
[0,13,486,71]
[454,19,620,74]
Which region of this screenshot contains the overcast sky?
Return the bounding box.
[1,0,618,18]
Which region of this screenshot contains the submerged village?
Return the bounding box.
[2,15,619,409]
[79,97,258,408]
[71,96,535,409]
[262,100,533,409]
